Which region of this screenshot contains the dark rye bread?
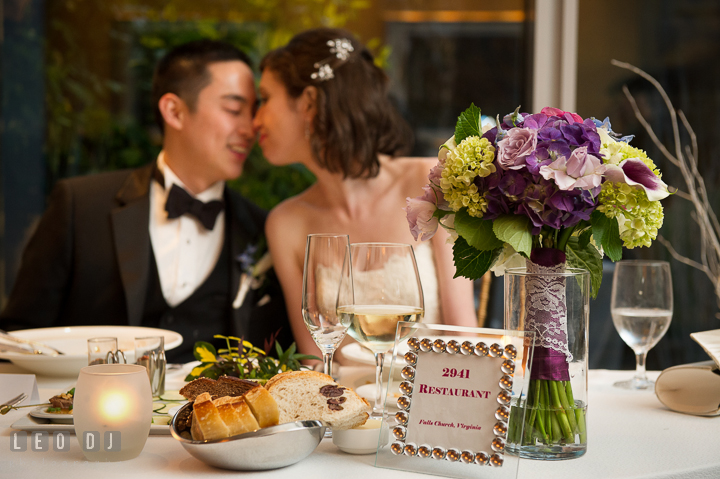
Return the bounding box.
[180,376,259,401]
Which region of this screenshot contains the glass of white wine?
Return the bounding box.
[337,243,424,418]
[302,234,351,380]
[611,260,673,389]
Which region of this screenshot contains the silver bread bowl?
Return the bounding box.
[169,401,326,470]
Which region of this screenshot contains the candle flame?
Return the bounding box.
[101,392,130,420]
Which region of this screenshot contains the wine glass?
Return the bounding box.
[611,260,673,389]
[337,243,424,418]
[302,234,351,380]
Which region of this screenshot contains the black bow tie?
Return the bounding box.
[165,184,224,230]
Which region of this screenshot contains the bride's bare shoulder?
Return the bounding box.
[387,156,437,189]
[266,192,306,228]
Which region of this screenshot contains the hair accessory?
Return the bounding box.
[310,38,355,82]
[328,38,354,60]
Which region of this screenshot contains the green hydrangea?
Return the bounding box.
[440,136,496,217]
[598,182,664,248]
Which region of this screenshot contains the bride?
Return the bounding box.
[253,28,476,357]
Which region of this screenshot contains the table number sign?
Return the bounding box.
[375,323,534,479]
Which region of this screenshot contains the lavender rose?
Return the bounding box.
[539,146,604,191]
[497,127,538,170]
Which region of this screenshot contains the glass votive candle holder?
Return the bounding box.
[87,337,126,365]
[74,364,152,461]
[135,336,166,397]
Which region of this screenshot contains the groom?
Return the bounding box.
[0,40,292,362]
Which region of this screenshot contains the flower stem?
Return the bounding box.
[548,381,574,440]
[557,380,578,434]
[557,225,577,252]
[550,410,562,442]
[541,381,552,442]
[565,381,587,442]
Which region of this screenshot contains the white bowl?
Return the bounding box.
[332,418,389,454]
[0,326,183,377]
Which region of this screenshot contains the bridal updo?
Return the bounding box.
[260,28,412,178]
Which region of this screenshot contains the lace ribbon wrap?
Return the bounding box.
[525,260,572,381]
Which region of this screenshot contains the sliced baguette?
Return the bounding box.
[191,392,230,441]
[214,396,260,436]
[244,386,279,428]
[266,371,370,430]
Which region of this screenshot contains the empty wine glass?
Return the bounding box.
[302,234,351,380]
[337,243,424,418]
[611,260,673,389]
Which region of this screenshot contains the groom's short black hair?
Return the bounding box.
[152,39,252,131]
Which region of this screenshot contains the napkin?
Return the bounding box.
[0,374,40,404]
[690,329,720,368]
[655,361,720,417]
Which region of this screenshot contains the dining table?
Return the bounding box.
[1,360,718,479]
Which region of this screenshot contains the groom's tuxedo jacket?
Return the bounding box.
[0,163,292,358]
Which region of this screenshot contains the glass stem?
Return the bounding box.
[373,352,385,415]
[323,351,334,379]
[634,351,648,381]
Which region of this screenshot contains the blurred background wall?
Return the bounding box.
[2,0,718,370]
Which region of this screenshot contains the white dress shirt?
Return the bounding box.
[149,152,226,307]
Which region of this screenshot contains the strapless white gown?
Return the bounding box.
[413,241,441,325]
[314,241,441,325]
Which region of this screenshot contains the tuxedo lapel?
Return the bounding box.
[226,189,261,333]
[111,163,154,326]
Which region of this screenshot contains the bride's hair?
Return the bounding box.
[260,28,412,178]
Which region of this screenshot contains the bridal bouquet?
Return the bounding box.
[406,104,672,449]
[406,104,671,293]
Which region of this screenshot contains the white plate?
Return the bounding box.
[29,406,73,424]
[0,326,183,377]
[11,415,171,435]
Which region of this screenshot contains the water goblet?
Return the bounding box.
[611,260,673,389]
[337,243,424,418]
[301,234,351,380]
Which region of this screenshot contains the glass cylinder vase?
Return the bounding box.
[504,265,589,460]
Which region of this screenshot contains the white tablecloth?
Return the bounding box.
[1,362,718,479]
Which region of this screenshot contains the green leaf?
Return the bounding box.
[454,209,504,251]
[566,237,604,299]
[188,363,214,378]
[454,103,482,143]
[193,341,217,363]
[590,211,623,262]
[578,228,592,249]
[493,215,532,257]
[452,236,501,280]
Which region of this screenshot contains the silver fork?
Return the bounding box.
[1,393,27,408]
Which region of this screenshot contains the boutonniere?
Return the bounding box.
[232,237,274,309]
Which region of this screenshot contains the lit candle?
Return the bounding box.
[74,364,152,461]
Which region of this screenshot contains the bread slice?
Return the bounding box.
[191,392,230,441]
[243,386,279,428]
[214,396,260,436]
[266,371,370,430]
[180,376,259,401]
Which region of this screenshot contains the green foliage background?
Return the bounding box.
[44,0,375,209]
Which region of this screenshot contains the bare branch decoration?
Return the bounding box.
[611,59,720,314]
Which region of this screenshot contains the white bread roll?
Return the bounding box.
[266,371,370,430]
